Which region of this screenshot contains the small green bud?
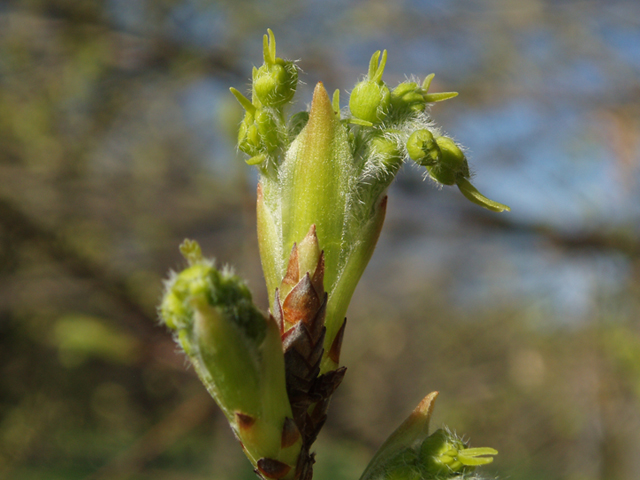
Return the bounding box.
[391,82,427,113]
[371,131,403,171]
[406,129,441,166]
[238,116,260,156]
[255,109,279,152]
[231,87,281,157]
[253,29,298,107]
[426,136,469,185]
[390,75,458,116]
[349,50,391,124]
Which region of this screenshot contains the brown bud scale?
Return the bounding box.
[270,225,347,480]
[257,458,292,479]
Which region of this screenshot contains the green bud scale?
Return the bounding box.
[160,244,301,479]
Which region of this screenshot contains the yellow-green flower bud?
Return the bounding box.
[406,129,441,166]
[371,131,403,171]
[426,136,469,185]
[238,112,261,157]
[254,29,298,107]
[231,87,281,158]
[255,109,279,152]
[349,50,391,124]
[391,82,427,113]
[419,429,497,476]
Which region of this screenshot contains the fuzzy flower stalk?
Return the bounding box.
[160,29,506,480]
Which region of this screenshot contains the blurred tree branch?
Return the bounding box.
[465,210,640,259]
[0,195,155,328]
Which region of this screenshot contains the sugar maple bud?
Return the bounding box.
[427,136,470,185]
[253,29,298,107]
[349,50,391,124]
[406,129,441,166]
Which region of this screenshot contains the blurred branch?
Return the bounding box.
[84,392,214,480]
[0,196,155,327]
[465,210,640,259]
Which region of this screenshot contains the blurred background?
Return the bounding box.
[1,0,639,479]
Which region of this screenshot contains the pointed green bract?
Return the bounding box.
[279,83,354,292]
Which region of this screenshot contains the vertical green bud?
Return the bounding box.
[258,82,387,372]
[349,50,391,124]
[254,29,298,107]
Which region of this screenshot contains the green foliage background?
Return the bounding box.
[1,1,639,479]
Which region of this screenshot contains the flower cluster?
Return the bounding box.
[160,30,505,480]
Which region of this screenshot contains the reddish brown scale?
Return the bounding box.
[257,458,292,479]
[281,417,301,448]
[236,412,257,430]
[309,254,325,299]
[282,274,322,326]
[272,225,348,480]
[281,243,300,292]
